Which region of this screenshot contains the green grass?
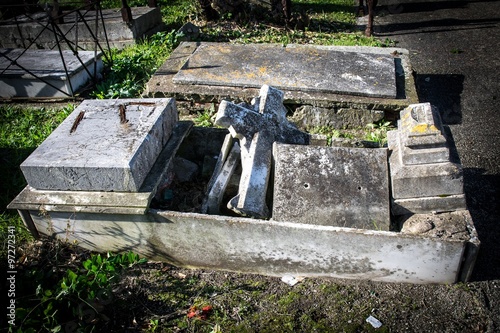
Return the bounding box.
[91,30,181,99]
[90,0,393,99]
[0,104,75,258]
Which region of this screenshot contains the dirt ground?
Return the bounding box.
[113,267,498,333]
[12,237,499,332]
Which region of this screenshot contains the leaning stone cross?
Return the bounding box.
[215,85,309,218]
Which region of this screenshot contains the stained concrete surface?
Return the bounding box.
[371,0,500,284]
[20,99,178,191]
[172,43,397,98]
[272,143,390,229]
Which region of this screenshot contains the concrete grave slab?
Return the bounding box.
[0,7,165,50]
[145,42,419,117]
[0,48,102,98]
[21,98,178,192]
[272,143,390,230]
[172,43,397,98]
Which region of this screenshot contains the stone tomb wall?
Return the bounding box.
[8,96,479,283]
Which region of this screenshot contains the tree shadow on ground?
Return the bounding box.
[414,73,464,125]
[376,17,500,35]
[463,168,500,281]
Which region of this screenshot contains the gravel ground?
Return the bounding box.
[368,0,500,328]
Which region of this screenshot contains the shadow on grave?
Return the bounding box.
[414,73,464,125]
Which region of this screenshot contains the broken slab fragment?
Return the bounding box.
[388,102,465,214]
[21,98,178,192]
[397,102,449,165]
[399,210,473,241]
[272,143,390,230]
[203,141,241,215]
[215,85,309,219]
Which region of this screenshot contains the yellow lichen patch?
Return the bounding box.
[410,124,439,133]
[246,72,257,79]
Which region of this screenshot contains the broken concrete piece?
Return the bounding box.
[272,143,390,230]
[203,142,241,215]
[400,218,434,235]
[400,211,471,241]
[389,154,464,199]
[205,134,234,192]
[215,85,309,218]
[21,99,178,192]
[396,102,450,165]
[177,22,200,41]
[172,43,398,98]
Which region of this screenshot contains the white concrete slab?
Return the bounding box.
[20,98,178,191]
[0,48,103,97]
[23,208,467,284]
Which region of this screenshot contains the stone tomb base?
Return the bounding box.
[0,7,165,50]
[8,99,479,284]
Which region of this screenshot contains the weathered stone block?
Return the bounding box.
[272,143,390,230]
[392,102,450,165]
[389,144,463,200]
[21,98,178,192]
[172,43,397,98]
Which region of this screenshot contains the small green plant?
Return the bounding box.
[309,126,341,146]
[148,318,159,332]
[364,120,394,147]
[451,48,464,54]
[194,107,217,127]
[17,252,147,332]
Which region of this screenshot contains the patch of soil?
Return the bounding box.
[9,238,498,332]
